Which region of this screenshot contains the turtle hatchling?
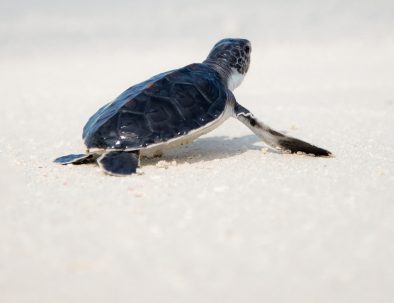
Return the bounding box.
[54,38,332,176]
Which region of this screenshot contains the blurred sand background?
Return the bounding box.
[1,1,394,302]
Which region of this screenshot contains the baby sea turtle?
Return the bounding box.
[54,38,331,176]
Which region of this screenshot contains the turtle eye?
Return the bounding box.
[244,45,250,54]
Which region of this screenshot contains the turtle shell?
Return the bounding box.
[82,63,228,150]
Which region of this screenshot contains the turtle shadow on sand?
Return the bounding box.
[141,134,279,166]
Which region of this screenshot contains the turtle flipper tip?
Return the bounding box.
[53,154,96,165]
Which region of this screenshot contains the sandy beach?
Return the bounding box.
[1,1,394,302]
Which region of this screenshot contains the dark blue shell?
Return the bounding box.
[83,63,228,150]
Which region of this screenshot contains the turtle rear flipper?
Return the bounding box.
[97,151,140,176]
[54,153,97,165]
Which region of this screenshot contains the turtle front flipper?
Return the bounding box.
[54,153,97,165]
[234,102,332,157]
[97,151,140,176]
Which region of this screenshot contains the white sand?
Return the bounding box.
[1,1,394,302]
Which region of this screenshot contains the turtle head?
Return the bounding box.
[204,38,251,91]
